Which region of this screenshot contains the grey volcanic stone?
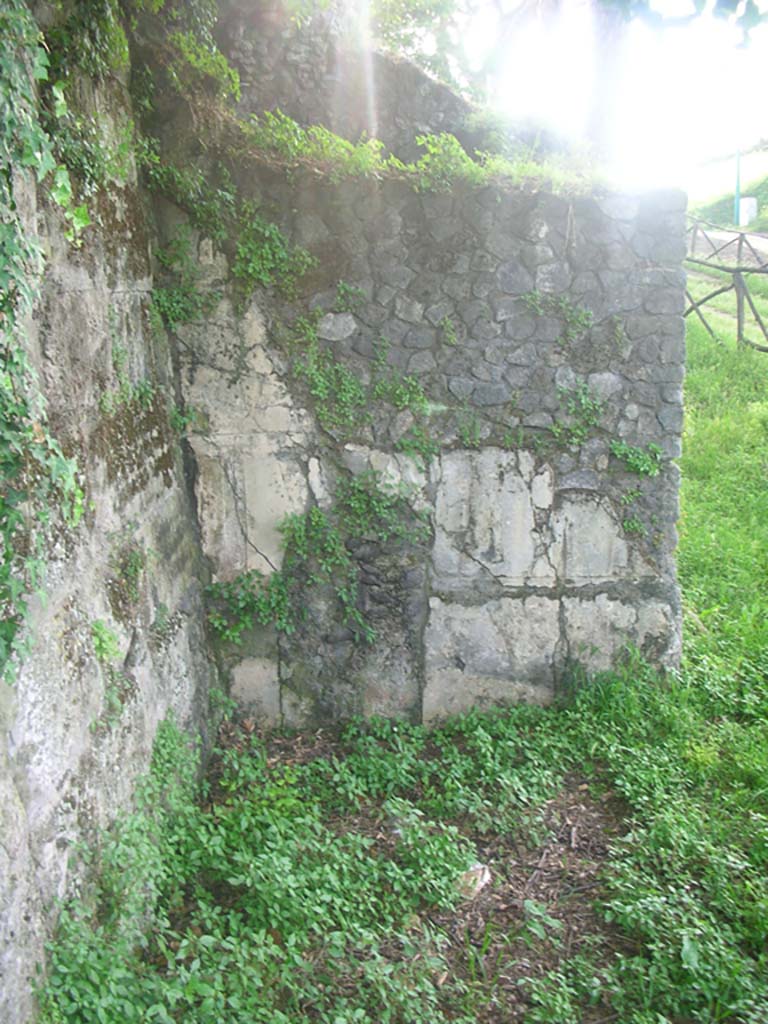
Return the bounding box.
[497,261,535,295]
[318,312,358,340]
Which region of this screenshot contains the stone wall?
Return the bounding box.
[174,169,686,727]
[217,1,480,161]
[0,8,686,1016]
[0,76,216,1024]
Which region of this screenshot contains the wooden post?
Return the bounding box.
[741,279,768,351]
[735,272,745,346]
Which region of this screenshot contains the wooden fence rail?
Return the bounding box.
[685,216,768,351]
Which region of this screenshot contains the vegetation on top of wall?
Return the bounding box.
[0,0,87,679]
[138,140,315,302]
[165,29,240,101]
[207,470,429,645]
[238,109,598,196]
[241,109,393,183]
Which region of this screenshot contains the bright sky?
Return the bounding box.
[465,0,768,195]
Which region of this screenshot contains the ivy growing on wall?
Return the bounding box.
[521,291,594,345]
[0,1,86,679]
[207,471,429,645]
[138,140,315,304]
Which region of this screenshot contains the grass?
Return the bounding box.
[694,172,768,232]
[39,318,768,1022]
[679,316,768,707]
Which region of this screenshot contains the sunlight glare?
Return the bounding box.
[485,1,768,193]
[494,0,594,141]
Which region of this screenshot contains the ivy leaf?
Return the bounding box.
[36,147,57,182]
[52,81,68,119]
[681,933,700,971]
[50,167,73,207]
[70,204,91,233]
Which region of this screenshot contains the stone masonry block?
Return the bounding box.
[423,596,559,723]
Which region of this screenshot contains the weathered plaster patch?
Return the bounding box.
[423,595,560,723]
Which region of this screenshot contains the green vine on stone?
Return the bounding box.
[232,202,316,301]
[45,0,129,81]
[137,138,235,242]
[138,144,315,303]
[371,339,429,415]
[621,515,646,536]
[439,314,458,346]
[207,472,429,646]
[610,439,663,477]
[291,325,434,439]
[333,281,366,314]
[1,1,86,679]
[293,334,370,434]
[457,408,482,449]
[152,228,219,328]
[521,291,593,344]
[550,383,603,446]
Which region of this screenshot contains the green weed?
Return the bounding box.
[610,439,663,477]
[333,280,367,313]
[457,408,482,448]
[152,228,219,328]
[207,472,427,646]
[292,323,432,436]
[293,333,370,434]
[395,423,442,467]
[550,383,603,446]
[621,515,646,536]
[439,314,458,346]
[166,30,240,101]
[232,202,316,300]
[91,620,119,663]
[521,291,594,343]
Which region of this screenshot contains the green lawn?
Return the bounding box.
[679,316,768,704]
[40,319,768,1024]
[693,171,768,232]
